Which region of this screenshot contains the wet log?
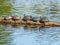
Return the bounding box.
[45,22,60,27]
[0,18,4,23]
[0,16,60,27]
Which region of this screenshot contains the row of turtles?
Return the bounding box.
[22,15,49,24]
[0,15,21,23]
[0,15,49,25]
[0,15,60,27]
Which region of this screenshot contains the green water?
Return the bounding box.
[0,0,60,45]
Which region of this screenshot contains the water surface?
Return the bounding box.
[0,25,60,45]
[0,0,60,45]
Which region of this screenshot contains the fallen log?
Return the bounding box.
[45,22,60,27]
[0,20,60,27]
[0,16,60,27]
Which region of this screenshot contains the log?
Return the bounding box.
[45,22,60,27]
[0,16,60,27]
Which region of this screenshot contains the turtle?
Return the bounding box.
[31,17,40,22]
[4,16,12,20]
[22,15,32,21]
[12,15,20,21]
[40,17,49,23]
[3,16,13,23]
[39,17,49,26]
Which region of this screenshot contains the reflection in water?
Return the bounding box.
[0,24,60,45]
[10,26,60,45]
[34,27,60,45]
[0,0,14,17]
[0,25,13,45]
[0,25,60,45]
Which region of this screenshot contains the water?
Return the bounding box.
[0,25,60,45]
[0,0,60,45]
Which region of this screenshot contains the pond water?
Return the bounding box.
[0,0,60,45]
[0,24,60,45]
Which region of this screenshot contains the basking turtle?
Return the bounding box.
[39,17,49,26]
[40,17,49,23]
[4,16,12,20]
[31,17,40,22]
[22,15,32,21]
[12,15,20,21]
[3,16,12,23]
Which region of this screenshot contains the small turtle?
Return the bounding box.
[22,15,32,21]
[8,16,12,19]
[4,16,12,20]
[12,15,20,21]
[3,16,13,23]
[31,17,40,22]
[4,17,7,20]
[40,17,49,23]
[40,17,49,26]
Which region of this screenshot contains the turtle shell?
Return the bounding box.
[22,16,32,21]
[40,17,49,22]
[31,17,40,22]
[12,16,20,20]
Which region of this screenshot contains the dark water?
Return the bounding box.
[0,0,60,45]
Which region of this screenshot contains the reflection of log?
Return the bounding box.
[50,11,58,14]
